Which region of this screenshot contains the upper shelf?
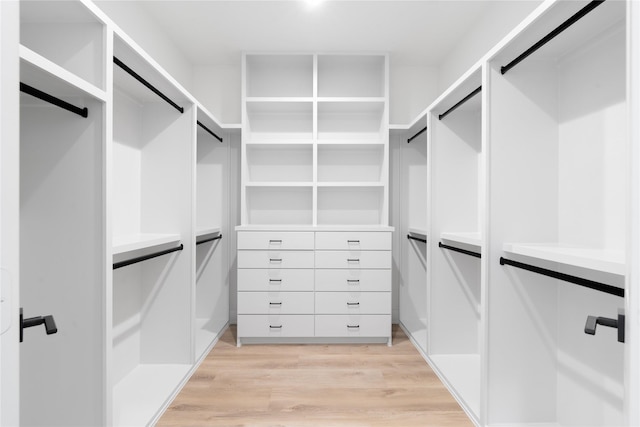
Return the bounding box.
[113,233,181,257]
[441,232,481,248]
[502,243,625,276]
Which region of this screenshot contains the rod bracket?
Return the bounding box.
[584,310,625,343]
[20,308,58,343]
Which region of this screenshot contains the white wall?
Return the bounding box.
[194,64,242,125]
[438,0,542,92]
[389,64,439,126]
[94,0,194,94]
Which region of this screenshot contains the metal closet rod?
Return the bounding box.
[197,120,223,143]
[407,126,427,143]
[20,83,88,118]
[196,234,223,245]
[499,257,624,298]
[439,242,481,258]
[113,56,184,114]
[500,0,606,75]
[407,234,427,243]
[438,86,482,120]
[113,244,184,270]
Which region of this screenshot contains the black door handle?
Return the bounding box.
[20,308,58,343]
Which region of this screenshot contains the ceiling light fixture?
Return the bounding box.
[305,0,323,8]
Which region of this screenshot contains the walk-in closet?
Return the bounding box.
[1,0,639,426]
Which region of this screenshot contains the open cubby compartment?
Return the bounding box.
[317,144,384,183]
[245,54,313,98]
[245,185,313,225]
[195,107,228,359]
[19,64,106,427]
[486,1,626,424]
[405,116,428,231]
[20,0,105,90]
[245,100,313,142]
[317,185,385,226]
[245,143,313,183]
[317,54,386,98]
[317,100,386,142]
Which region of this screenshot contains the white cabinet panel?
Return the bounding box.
[315,231,391,250]
[315,250,391,269]
[237,231,314,250]
[315,315,391,337]
[237,292,314,315]
[238,315,315,337]
[315,269,391,292]
[238,269,314,292]
[237,250,314,269]
[315,292,390,314]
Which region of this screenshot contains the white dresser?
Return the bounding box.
[236,228,393,345]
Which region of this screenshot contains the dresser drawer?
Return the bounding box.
[238,250,314,269]
[238,291,314,315]
[315,232,391,250]
[238,315,314,337]
[238,231,314,250]
[315,292,390,314]
[315,269,391,292]
[238,269,314,292]
[315,315,391,338]
[315,251,391,269]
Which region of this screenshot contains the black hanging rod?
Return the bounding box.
[499,256,624,298]
[438,86,481,120]
[196,234,223,245]
[500,0,606,75]
[113,244,183,270]
[439,242,481,258]
[20,82,88,118]
[197,120,223,143]
[407,234,427,243]
[113,56,184,114]
[407,126,427,143]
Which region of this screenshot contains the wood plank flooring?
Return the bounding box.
[158,326,474,427]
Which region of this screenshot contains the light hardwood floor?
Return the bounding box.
[158,326,474,427]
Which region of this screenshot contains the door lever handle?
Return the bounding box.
[20,308,58,343]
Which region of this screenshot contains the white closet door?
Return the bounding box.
[0,1,20,425]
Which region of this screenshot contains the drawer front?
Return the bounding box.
[315,269,391,292]
[315,315,391,338]
[315,251,391,269]
[238,291,314,315]
[315,232,391,250]
[238,315,314,337]
[238,231,314,250]
[238,269,314,292]
[238,250,314,269]
[315,292,390,315]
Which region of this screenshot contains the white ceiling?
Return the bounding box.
[138,1,497,66]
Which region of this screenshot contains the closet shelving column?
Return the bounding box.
[426,66,483,424]
[400,115,428,353]
[195,105,227,360]
[111,32,194,427]
[19,1,107,425]
[487,0,627,424]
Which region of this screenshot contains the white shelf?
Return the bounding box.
[112,364,191,427]
[317,96,386,103]
[502,243,625,276]
[235,224,395,232]
[408,228,428,239]
[246,182,313,187]
[441,232,481,248]
[246,139,313,145]
[112,233,181,256]
[196,227,221,240]
[317,139,383,145]
[429,354,481,423]
[317,182,384,187]
[246,96,314,103]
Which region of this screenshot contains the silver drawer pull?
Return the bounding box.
[269,279,282,283]
[347,325,360,329]
[347,258,360,262]
[269,258,282,263]
[347,240,360,244]
[269,302,282,306]
[347,302,360,306]
[347,279,360,284]
[269,239,282,244]
[270,325,282,329]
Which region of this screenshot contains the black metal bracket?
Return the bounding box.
[20,82,88,118]
[197,120,223,142]
[501,0,606,74]
[20,308,57,343]
[438,86,481,120]
[499,257,624,298]
[407,234,427,243]
[407,126,427,143]
[113,244,183,270]
[439,242,481,258]
[585,311,625,343]
[196,234,223,245]
[113,56,184,114]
